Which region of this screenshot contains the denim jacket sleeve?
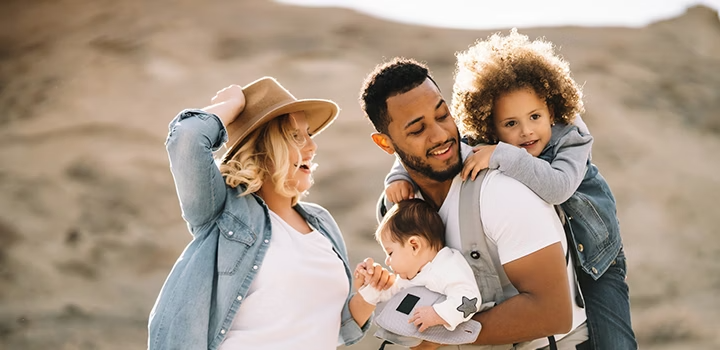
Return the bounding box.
[488,127,593,204]
[339,292,373,346]
[165,109,229,229]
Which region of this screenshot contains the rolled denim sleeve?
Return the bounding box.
[165,109,229,229]
[338,292,373,346]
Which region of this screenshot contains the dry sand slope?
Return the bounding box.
[0,0,719,349]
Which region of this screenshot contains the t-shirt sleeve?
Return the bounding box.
[479,171,565,264]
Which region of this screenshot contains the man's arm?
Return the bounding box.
[471,172,574,345]
[471,242,572,344]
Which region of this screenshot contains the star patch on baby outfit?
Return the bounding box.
[456,296,478,318]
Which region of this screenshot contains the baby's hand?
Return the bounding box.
[385,180,415,203]
[409,306,447,332]
[461,145,496,181]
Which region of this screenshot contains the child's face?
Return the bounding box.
[380,232,426,280]
[492,89,553,157]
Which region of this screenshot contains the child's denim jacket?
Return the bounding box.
[147,110,369,350]
[539,123,623,279]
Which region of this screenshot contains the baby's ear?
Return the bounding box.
[408,236,422,253]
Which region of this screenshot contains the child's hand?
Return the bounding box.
[384,180,415,204]
[409,306,448,332]
[461,145,496,181]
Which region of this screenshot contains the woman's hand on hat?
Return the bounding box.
[207,85,246,126]
[211,85,245,105]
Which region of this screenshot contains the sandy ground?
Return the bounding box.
[0,0,719,349]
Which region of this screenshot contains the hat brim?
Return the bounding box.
[220,99,339,163]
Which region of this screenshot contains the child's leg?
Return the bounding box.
[577,248,637,350]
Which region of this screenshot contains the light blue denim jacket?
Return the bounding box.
[385,119,622,280]
[535,123,623,279]
[148,109,370,350]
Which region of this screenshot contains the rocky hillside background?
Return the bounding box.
[0,0,719,349]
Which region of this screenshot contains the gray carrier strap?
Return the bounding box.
[458,170,505,305]
[458,171,559,350]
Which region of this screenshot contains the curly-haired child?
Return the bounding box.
[383,29,637,349]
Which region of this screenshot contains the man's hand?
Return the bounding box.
[461,145,497,181]
[385,180,415,203]
[409,306,447,332]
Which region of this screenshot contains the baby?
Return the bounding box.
[355,199,481,332]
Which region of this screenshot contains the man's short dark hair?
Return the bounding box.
[359,57,438,135]
[376,198,446,252]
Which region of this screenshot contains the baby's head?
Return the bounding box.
[452,29,584,154]
[375,198,445,280]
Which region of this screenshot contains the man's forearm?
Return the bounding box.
[470,243,573,345]
[471,292,572,345]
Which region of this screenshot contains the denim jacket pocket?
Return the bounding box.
[216,211,258,275]
[563,191,610,246]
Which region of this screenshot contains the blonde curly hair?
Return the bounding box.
[452,29,584,145]
[220,113,307,206]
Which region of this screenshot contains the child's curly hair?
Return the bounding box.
[452,29,584,145]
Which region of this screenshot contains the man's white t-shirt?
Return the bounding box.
[218,210,349,350]
[438,168,587,348]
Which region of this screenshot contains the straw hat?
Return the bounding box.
[220,77,339,163]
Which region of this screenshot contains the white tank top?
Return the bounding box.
[218,210,349,350]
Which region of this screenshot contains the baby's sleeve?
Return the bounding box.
[358,280,404,305]
[430,251,482,331]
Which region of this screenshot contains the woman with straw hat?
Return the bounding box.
[148,77,392,349]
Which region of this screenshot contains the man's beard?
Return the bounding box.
[393,139,463,183]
